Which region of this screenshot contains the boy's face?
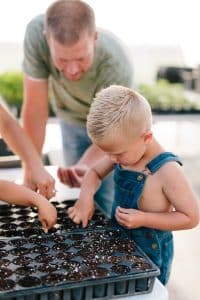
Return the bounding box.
[47,31,98,81]
[95,132,152,167]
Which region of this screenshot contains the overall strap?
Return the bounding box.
[146,152,182,174]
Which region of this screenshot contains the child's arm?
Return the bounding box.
[116,163,199,231]
[0,180,57,231]
[0,104,55,199]
[68,156,114,227]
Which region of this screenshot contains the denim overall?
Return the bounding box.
[112,152,182,285]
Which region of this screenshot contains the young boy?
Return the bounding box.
[0,103,57,231]
[67,85,199,285]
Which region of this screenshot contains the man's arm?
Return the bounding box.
[21,74,49,154]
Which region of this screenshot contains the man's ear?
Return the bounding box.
[43,30,49,43]
[144,131,153,144]
[94,31,98,47]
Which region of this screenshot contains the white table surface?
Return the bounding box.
[0,166,168,300]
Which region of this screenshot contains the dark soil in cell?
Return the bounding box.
[126,255,146,263]
[62,260,81,271]
[8,238,27,247]
[104,255,123,264]
[38,264,58,273]
[111,264,130,274]
[0,210,12,216]
[0,259,10,267]
[18,221,33,227]
[0,279,15,291]
[0,230,16,237]
[87,266,110,278]
[67,233,84,240]
[55,252,74,260]
[10,247,30,256]
[52,235,65,243]
[28,236,49,244]
[15,266,35,276]
[17,216,34,222]
[61,200,76,207]
[15,209,31,215]
[0,250,7,258]
[65,271,86,281]
[50,201,60,206]
[41,273,66,285]
[1,223,17,230]
[18,276,41,287]
[35,254,54,263]
[0,267,13,277]
[0,217,15,223]
[0,241,6,248]
[132,262,152,271]
[0,204,11,210]
[22,228,43,237]
[31,245,50,254]
[52,243,70,251]
[12,256,32,266]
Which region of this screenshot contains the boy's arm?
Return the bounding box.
[68,156,114,227]
[0,180,57,230]
[0,103,55,199]
[116,163,199,230]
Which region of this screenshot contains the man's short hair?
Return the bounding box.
[87,85,152,141]
[45,0,95,45]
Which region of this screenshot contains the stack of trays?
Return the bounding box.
[0,199,160,299]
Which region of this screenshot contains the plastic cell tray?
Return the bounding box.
[0,200,111,238]
[0,201,160,299]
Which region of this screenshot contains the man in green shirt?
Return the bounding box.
[22,0,133,217]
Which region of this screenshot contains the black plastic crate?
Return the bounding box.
[0,229,159,299]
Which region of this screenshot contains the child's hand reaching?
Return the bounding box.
[37,198,57,232]
[115,206,145,229]
[67,199,95,228]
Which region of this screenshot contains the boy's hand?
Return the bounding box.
[67,199,95,228]
[23,167,56,199]
[37,198,57,231]
[57,164,88,188]
[115,206,145,229]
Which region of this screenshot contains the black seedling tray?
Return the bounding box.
[0,200,160,299]
[0,228,160,299]
[0,200,111,237]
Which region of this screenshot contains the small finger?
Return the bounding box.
[73,215,81,224]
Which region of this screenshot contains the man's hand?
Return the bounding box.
[67,198,95,228]
[23,166,56,200]
[115,206,145,229]
[57,164,89,187]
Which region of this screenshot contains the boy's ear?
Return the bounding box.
[143,131,153,144]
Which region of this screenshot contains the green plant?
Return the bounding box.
[0,71,55,117]
[0,72,23,115]
[138,80,200,112]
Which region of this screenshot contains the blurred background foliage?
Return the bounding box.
[0,71,200,116]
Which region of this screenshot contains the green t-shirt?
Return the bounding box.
[23,15,133,126]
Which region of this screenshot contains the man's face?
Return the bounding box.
[47,31,98,81]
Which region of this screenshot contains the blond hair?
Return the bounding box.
[45,0,95,45]
[87,85,152,141]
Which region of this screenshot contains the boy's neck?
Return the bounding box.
[123,137,165,171]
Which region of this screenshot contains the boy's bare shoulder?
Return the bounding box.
[157,160,184,178]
